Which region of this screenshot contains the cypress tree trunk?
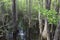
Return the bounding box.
[12,0,18,40]
[42,0,51,40]
[43,0,51,40]
[28,0,32,40]
[26,0,29,40]
[38,0,43,40]
[42,18,48,39]
[46,0,51,10]
[53,1,60,40]
[53,19,60,40]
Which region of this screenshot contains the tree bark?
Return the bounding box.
[53,2,60,40]
[42,0,51,40]
[42,18,48,39]
[26,0,29,40]
[53,24,60,40]
[28,0,32,40]
[46,0,51,40]
[12,0,18,40]
[38,0,43,40]
[46,0,51,10]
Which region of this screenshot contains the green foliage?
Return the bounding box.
[0,0,11,11]
[47,9,58,24]
[32,4,58,24]
[40,8,48,16]
[0,0,59,25]
[40,8,58,24]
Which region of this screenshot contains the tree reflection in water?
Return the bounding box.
[17,28,26,40]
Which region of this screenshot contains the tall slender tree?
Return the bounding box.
[26,0,29,40]
[12,0,18,40]
[46,0,51,10]
[53,0,60,40]
[46,0,51,40]
[29,0,32,40]
[38,0,43,40]
[42,0,51,40]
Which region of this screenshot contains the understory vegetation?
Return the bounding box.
[0,0,60,40]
